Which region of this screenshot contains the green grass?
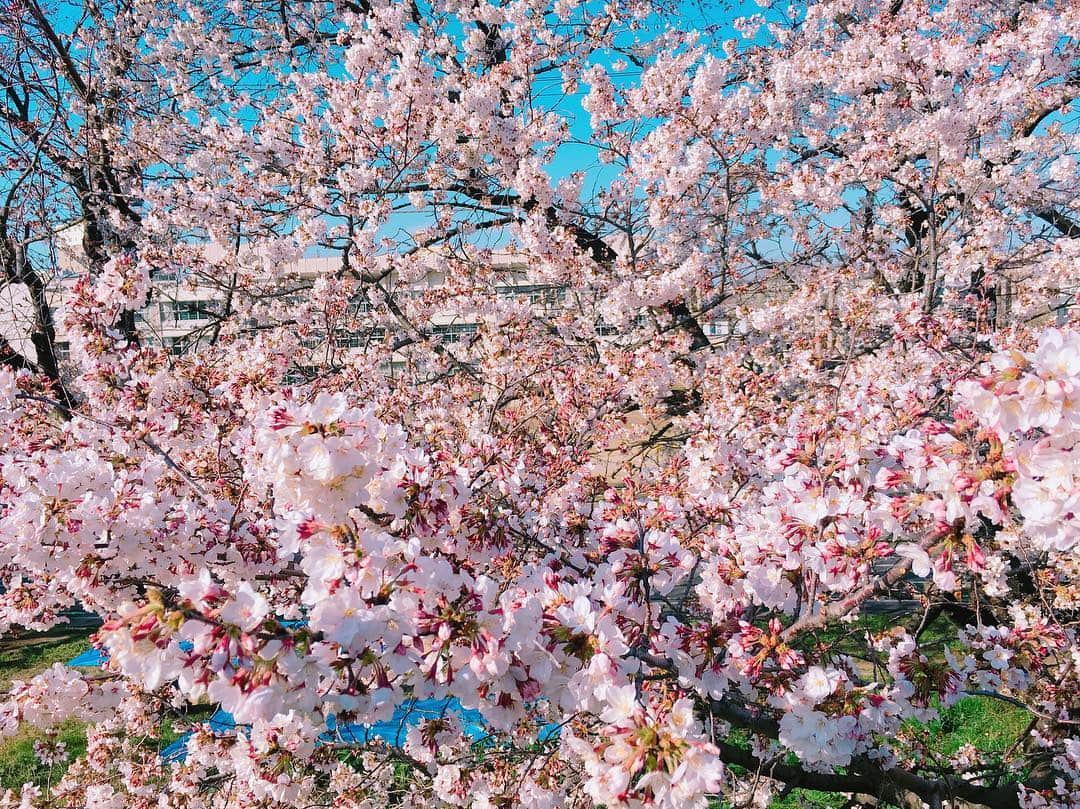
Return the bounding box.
[712,788,858,809]
[0,719,88,791]
[0,626,97,691]
[0,624,101,790]
[0,627,200,790]
[768,789,851,809]
[0,626,1035,801]
[915,695,1032,758]
[723,697,1029,809]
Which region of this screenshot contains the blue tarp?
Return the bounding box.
[159,707,240,761]
[323,697,490,746]
[154,698,495,762]
[69,638,561,763]
[67,645,509,762]
[67,647,108,667]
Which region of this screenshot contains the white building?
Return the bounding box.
[0,227,737,378]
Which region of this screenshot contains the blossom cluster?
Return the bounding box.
[565,689,724,809]
[0,0,1077,806]
[958,328,1080,554]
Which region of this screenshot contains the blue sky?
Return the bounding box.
[8,0,770,259]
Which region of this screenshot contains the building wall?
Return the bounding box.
[8,229,739,372]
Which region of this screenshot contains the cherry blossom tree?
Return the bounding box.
[0,0,1077,807]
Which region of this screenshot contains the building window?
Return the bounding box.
[53,341,70,361]
[431,323,477,344]
[164,335,194,356]
[527,285,566,307]
[704,319,732,337]
[496,284,566,306]
[160,300,218,323]
[334,327,385,349]
[284,365,319,385]
[348,296,373,316]
[152,268,187,283]
[596,313,648,337]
